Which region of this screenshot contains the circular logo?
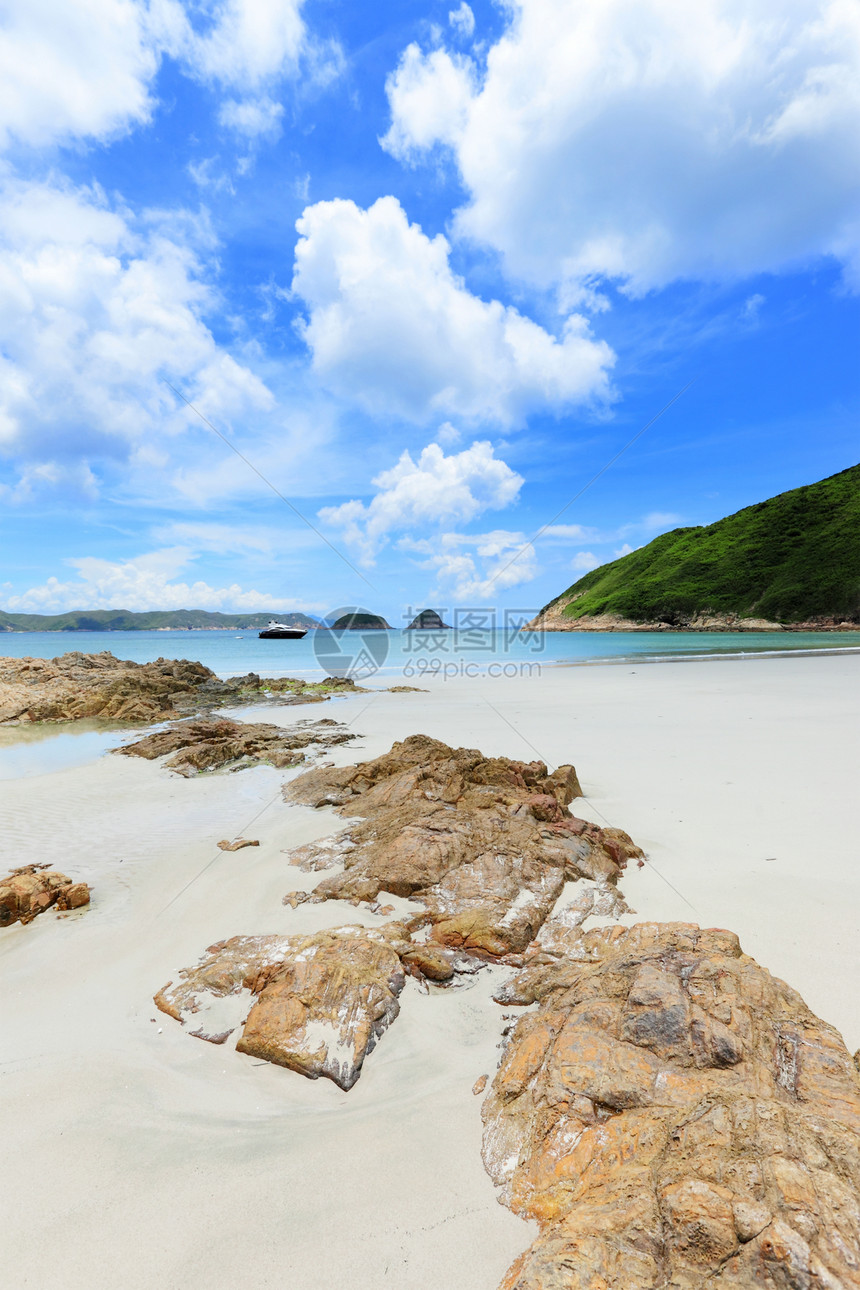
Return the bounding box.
[312,606,391,680]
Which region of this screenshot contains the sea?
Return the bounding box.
[2,627,858,780]
[2,626,859,680]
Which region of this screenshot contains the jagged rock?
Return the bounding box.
[0,864,90,927]
[282,736,642,957]
[154,920,485,1082]
[482,922,860,1289]
[114,716,357,775]
[0,651,363,725]
[217,838,260,851]
[155,925,412,1087]
[236,929,406,1090]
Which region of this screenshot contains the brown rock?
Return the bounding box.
[236,929,405,1090]
[156,926,407,1087]
[217,838,260,851]
[115,716,357,775]
[0,650,364,726]
[473,1074,488,1095]
[282,736,642,957]
[482,921,860,1288]
[0,864,90,926]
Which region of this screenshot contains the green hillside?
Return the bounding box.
[540,464,860,626]
[0,608,320,633]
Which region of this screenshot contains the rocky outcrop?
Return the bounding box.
[525,603,790,632]
[282,735,641,957]
[482,921,860,1289]
[114,716,357,776]
[154,922,479,1088]
[0,651,363,725]
[0,864,90,927]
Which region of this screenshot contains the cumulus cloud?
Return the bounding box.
[0,0,329,152]
[407,530,538,601]
[0,174,272,493]
[0,0,159,148]
[384,0,860,293]
[4,547,306,613]
[291,196,614,424]
[318,440,523,565]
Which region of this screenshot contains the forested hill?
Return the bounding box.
[0,609,320,632]
[532,464,860,629]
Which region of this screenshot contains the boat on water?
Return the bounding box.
[258,620,308,640]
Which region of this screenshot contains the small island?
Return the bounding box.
[330,611,392,630]
[404,609,451,630]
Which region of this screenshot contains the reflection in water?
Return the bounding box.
[0,723,137,780]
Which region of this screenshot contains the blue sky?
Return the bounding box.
[0,0,858,623]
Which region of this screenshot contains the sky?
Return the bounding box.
[0,0,858,625]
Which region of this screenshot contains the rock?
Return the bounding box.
[155,926,407,1086]
[0,864,90,926]
[236,928,406,1090]
[217,838,260,851]
[482,921,860,1289]
[0,651,363,726]
[473,1074,488,1095]
[387,685,429,692]
[282,736,642,957]
[115,716,357,775]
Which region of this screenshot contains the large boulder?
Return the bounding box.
[282,735,641,957]
[482,922,860,1289]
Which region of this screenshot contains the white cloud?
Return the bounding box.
[181,0,305,89]
[0,174,272,492]
[382,44,476,163]
[407,529,538,601]
[613,542,635,558]
[0,0,328,153]
[0,0,159,148]
[218,96,284,138]
[4,547,309,613]
[570,551,600,572]
[318,440,523,565]
[291,196,614,425]
[384,0,860,293]
[448,2,475,39]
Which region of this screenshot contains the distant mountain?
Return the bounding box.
[529,464,860,631]
[0,609,321,633]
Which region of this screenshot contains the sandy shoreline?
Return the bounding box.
[1,651,858,1288]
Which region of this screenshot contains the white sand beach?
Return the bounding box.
[1,651,858,1289]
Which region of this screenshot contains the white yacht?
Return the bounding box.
[258,620,307,640]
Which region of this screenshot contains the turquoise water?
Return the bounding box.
[2,627,858,681]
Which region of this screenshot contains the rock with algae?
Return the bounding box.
[0,650,364,726]
[482,921,860,1289]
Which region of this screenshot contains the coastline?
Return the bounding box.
[1,650,858,1287]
